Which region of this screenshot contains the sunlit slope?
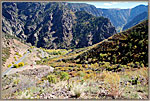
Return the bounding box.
[66,20,148,66]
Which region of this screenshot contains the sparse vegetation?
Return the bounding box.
[2,47,10,64]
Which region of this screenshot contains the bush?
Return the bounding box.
[14,56,17,61]
[134,62,140,68]
[19,54,22,57]
[13,79,20,85]
[18,62,24,67]
[103,71,120,98]
[28,49,32,53]
[8,64,12,68]
[77,71,86,77]
[85,69,93,74]
[60,72,69,80]
[83,73,92,80]
[106,65,114,71]
[47,74,57,83]
[36,60,42,65]
[13,64,18,68]
[15,52,19,56]
[23,52,27,55]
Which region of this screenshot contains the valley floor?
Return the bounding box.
[2,47,149,99]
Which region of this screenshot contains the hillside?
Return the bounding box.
[2,2,116,49]
[67,20,148,66]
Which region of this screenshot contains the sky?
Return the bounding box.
[69,1,148,9]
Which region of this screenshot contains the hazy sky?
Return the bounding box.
[69,1,148,9]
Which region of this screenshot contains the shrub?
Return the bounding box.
[55,67,62,70]
[19,54,22,57]
[13,79,20,85]
[47,74,57,84]
[18,62,24,67]
[24,52,27,55]
[85,64,88,68]
[60,67,65,71]
[35,60,42,65]
[15,52,19,56]
[134,62,140,68]
[70,82,85,98]
[83,73,92,80]
[60,72,69,80]
[14,56,17,61]
[100,53,107,60]
[106,65,114,71]
[141,63,144,68]
[8,64,12,68]
[128,43,132,49]
[28,49,32,53]
[91,63,99,70]
[77,71,86,77]
[103,71,120,98]
[30,46,34,49]
[85,70,93,74]
[13,64,18,68]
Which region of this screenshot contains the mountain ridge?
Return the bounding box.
[67,3,148,32]
[2,2,116,49]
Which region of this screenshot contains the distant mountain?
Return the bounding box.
[2,2,116,49]
[97,8,130,32]
[67,3,148,32]
[127,5,148,23]
[69,20,148,66]
[123,11,148,30]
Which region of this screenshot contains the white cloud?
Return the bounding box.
[103,2,120,6]
[104,3,112,6]
[124,2,129,3]
[112,2,119,4]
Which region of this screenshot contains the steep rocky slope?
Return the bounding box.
[2,2,116,49]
